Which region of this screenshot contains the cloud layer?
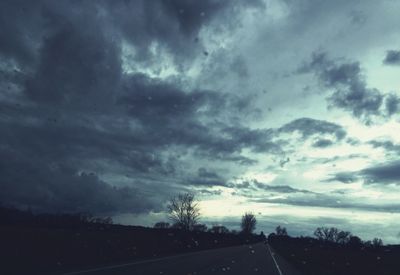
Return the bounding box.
[1,0,400,242]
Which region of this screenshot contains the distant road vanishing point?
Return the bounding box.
[64,242,302,275]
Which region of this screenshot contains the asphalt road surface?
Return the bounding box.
[65,243,301,275]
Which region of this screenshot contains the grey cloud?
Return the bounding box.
[230,55,249,78]
[299,52,384,120]
[0,0,263,68]
[228,179,312,195]
[369,140,400,154]
[26,24,121,105]
[325,172,357,184]
[307,154,366,165]
[361,161,400,185]
[0,0,270,215]
[0,0,45,65]
[188,168,227,187]
[346,138,361,146]
[279,157,290,167]
[105,0,265,69]
[253,192,400,213]
[312,139,334,148]
[328,160,400,185]
[254,181,313,194]
[228,180,252,190]
[0,149,156,214]
[383,50,400,66]
[223,126,282,153]
[1,72,278,214]
[198,189,222,196]
[279,117,346,140]
[385,93,400,116]
[119,74,281,159]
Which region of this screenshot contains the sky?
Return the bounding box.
[1,0,400,243]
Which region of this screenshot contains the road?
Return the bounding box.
[64,243,301,275]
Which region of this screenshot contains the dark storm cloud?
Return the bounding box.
[385,93,400,116]
[325,172,357,184]
[198,189,222,196]
[118,74,281,159]
[253,181,313,194]
[328,161,400,185]
[279,117,346,140]
[223,126,282,153]
[0,0,264,67]
[228,179,312,194]
[360,161,400,184]
[26,24,121,105]
[188,168,227,187]
[0,0,44,65]
[119,74,224,125]
[0,148,155,214]
[369,140,400,154]
[383,50,400,66]
[305,154,366,166]
[0,0,269,214]
[312,139,334,148]
[299,52,387,120]
[107,0,264,64]
[253,193,400,213]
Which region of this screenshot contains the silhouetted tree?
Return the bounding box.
[171,222,184,229]
[372,238,383,248]
[193,223,208,232]
[154,222,170,229]
[336,230,352,244]
[348,235,363,248]
[313,227,352,244]
[209,225,229,234]
[314,227,335,242]
[90,216,113,224]
[314,227,351,243]
[260,231,267,241]
[275,225,288,236]
[167,193,200,231]
[241,212,256,234]
[364,240,372,247]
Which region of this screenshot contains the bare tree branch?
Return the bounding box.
[167,193,200,231]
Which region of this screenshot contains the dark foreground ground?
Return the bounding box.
[269,235,400,275]
[0,224,264,275]
[63,242,301,275]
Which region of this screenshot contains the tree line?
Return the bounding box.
[270,225,384,248]
[154,193,259,235]
[158,193,384,248]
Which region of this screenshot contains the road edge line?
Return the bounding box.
[266,243,283,275]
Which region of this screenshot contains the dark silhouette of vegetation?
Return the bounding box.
[314,226,352,244]
[0,205,112,228]
[275,225,288,236]
[167,193,200,231]
[347,235,363,248]
[209,225,229,234]
[2,203,393,275]
[269,225,394,275]
[372,237,383,247]
[154,222,170,229]
[193,223,208,232]
[241,212,256,234]
[0,205,263,274]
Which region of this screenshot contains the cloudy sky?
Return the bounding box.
[1,0,400,242]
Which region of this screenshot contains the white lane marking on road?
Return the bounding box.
[266,243,283,275]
